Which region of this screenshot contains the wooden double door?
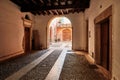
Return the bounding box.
[100,19,110,70]
[95,6,112,79]
[95,19,110,71]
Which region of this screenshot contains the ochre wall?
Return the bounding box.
[0,0,33,61]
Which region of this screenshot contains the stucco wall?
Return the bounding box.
[85,0,120,79]
[34,13,88,50]
[112,0,120,80]
[85,0,113,55]
[0,0,33,60]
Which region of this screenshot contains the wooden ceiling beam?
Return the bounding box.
[44,11,48,15]
[63,9,68,14]
[62,10,66,14]
[66,9,69,14]
[41,11,46,15]
[49,10,54,15]
[40,0,44,3]
[54,10,59,15]
[29,0,37,6]
[61,10,64,15]
[46,11,51,15]
[21,2,89,12]
[57,10,62,15]
[11,0,90,15]
[52,10,57,15]
[34,0,43,5]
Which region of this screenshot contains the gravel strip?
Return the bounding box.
[0,49,49,80]
[59,53,108,80]
[20,49,62,80]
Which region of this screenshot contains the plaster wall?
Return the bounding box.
[0,0,33,60]
[112,0,120,79]
[85,0,120,79]
[85,0,113,55]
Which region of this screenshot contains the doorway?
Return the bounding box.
[100,19,110,70]
[95,6,112,74]
[24,27,31,53]
[95,19,110,70]
[47,17,72,48]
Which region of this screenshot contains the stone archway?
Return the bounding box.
[47,16,72,47]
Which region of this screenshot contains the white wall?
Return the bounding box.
[85,0,120,79]
[85,0,113,55]
[34,13,88,50]
[0,0,33,60]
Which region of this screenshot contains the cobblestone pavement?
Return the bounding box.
[59,53,108,80]
[0,48,109,80]
[20,49,62,80]
[0,49,48,80]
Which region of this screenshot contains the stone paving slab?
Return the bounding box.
[0,49,48,80]
[20,49,62,80]
[59,53,108,80]
[45,48,67,80]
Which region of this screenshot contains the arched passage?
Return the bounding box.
[47,16,72,48]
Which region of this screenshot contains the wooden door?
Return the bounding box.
[62,29,71,41]
[100,20,109,70]
[25,27,30,53]
[95,25,101,64]
[32,30,40,50]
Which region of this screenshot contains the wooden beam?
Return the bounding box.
[52,10,57,15]
[46,11,51,15]
[44,11,48,15]
[67,0,72,5]
[41,11,46,15]
[40,0,44,3]
[34,0,43,5]
[21,3,89,12]
[54,10,59,15]
[66,9,69,14]
[49,10,54,15]
[57,10,62,15]
[61,10,64,15]
[63,9,67,14]
[11,0,90,15]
